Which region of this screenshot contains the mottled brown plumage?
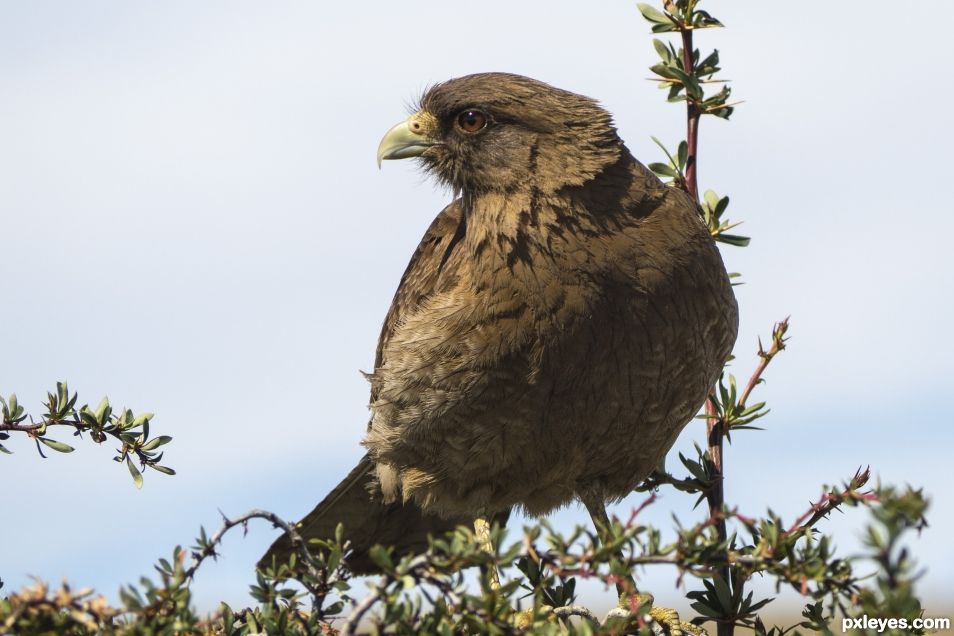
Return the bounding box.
[261,73,737,573]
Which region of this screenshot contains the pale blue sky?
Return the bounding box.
[1,0,952,621]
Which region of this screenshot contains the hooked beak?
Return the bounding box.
[376,111,440,168]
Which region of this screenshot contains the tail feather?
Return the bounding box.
[258,455,477,574]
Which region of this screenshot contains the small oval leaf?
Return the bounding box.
[126,456,144,489]
[39,437,74,453]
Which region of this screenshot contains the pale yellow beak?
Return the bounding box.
[376,112,440,168]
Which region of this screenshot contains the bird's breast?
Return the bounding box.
[364,183,737,518]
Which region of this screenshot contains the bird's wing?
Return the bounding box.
[259,201,476,575]
[373,199,465,374]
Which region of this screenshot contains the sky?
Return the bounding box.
[1,0,952,623]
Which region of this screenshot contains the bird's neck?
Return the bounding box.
[461,188,542,260]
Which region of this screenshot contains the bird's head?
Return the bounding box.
[377,73,623,195]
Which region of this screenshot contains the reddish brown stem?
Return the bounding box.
[738,317,790,410]
[703,397,731,636]
[784,467,873,536]
[1,420,57,433]
[680,19,731,636]
[706,319,788,636]
[680,27,701,202]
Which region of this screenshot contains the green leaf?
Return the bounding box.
[368,545,393,570]
[79,409,99,428]
[648,162,679,178]
[652,38,671,62]
[637,3,674,26]
[739,401,766,416]
[680,453,708,482]
[39,437,74,453]
[650,136,678,166]
[690,600,724,618]
[666,83,684,102]
[649,63,680,80]
[133,412,154,427]
[140,435,171,451]
[697,49,721,76]
[57,382,68,410]
[151,464,176,475]
[116,409,132,429]
[0,443,11,454]
[127,455,144,489]
[716,233,751,247]
[747,595,775,613]
[684,74,704,101]
[326,544,342,573]
[711,575,734,613]
[93,397,110,425]
[651,21,677,34]
[692,9,724,28]
[668,66,693,85]
[715,194,730,218]
[221,603,235,632]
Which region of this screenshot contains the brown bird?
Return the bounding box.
[261,73,737,592]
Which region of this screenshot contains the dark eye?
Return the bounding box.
[456,109,488,133]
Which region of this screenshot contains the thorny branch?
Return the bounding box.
[341,467,888,633]
[185,509,328,587]
[0,383,173,486]
[702,319,789,636]
[784,467,876,536]
[738,318,790,411]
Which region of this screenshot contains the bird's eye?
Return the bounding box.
[456,109,488,133]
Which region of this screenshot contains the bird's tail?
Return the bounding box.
[258,454,477,574]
